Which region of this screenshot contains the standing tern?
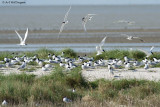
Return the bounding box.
[58,6,71,38]
[15,28,28,45]
[82,14,96,33]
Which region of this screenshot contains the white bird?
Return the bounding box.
[96,36,107,55]
[15,28,29,45]
[144,63,149,70]
[58,6,71,37]
[63,97,72,103]
[60,62,65,67]
[45,64,52,68]
[125,62,131,70]
[42,66,48,71]
[82,14,96,32]
[5,62,12,68]
[108,64,114,75]
[139,46,154,57]
[72,88,76,93]
[121,34,144,42]
[2,100,7,106]
[153,58,160,63]
[124,56,128,63]
[18,61,26,69]
[114,20,135,25]
[81,64,87,70]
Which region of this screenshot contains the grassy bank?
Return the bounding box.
[0,48,155,61]
[1,48,160,106]
[0,67,160,106]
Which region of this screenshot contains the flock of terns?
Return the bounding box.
[1,6,157,105]
[0,36,157,104]
[14,6,97,45]
[14,6,142,47]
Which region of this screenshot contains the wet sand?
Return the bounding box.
[0,29,160,44]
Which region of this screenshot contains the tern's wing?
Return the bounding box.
[63,6,71,21]
[58,23,65,37]
[138,49,150,57]
[96,46,102,55]
[99,36,107,47]
[150,46,154,52]
[23,28,28,42]
[82,23,87,32]
[87,14,96,16]
[15,30,23,42]
[133,36,144,42]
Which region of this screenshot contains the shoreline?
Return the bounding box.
[1,28,160,34]
[0,29,160,44]
[0,36,160,44]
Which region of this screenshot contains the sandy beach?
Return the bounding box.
[82,67,160,81]
[1,65,160,81]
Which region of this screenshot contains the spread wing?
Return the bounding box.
[150,46,154,52]
[64,6,71,22]
[133,36,144,42]
[99,36,107,47]
[23,28,28,42]
[15,30,22,42]
[82,23,87,32]
[138,49,150,57]
[58,23,65,37]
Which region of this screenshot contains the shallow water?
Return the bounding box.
[0,43,159,53]
[0,5,160,31]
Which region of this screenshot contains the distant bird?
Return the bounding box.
[72,88,76,93]
[108,64,114,75]
[58,6,71,38]
[45,64,52,68]
[60,62,65,67]
[42,66,48,71]
[2,100,7,106]
[15,28,29,45]
[81,64,87,70]
[96,36,107,55]
[82,14,96,33]
[18,61,26,70]
[125,62,131,70]
[144,63,149,70]
[124,56,129,63]
[5,62,12,68]
[121,34,144,42]
[63,97,72,103]
[114,20,135,25]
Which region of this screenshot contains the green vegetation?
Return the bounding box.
[61,48,77,58]
[0,68,160,106]
[0,49,160,106]
[0,52,13,61]
[25,48,56,59]
[94,49,146,60]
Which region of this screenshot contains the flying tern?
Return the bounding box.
[58,6,71,38]
[96,36,107,55]
[15,28,28,45]
[139,46,154,57]
[82,14,96,33]
[121,34,144,42]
